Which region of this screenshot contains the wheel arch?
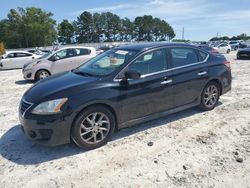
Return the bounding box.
[35,69,51,80]
[71,102,119,132]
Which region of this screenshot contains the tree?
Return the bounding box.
[75,11,94,43]
[58,19,75,44]
[0,42,5,55]
[0,7,57,48]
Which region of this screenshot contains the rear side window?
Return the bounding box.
[198,51,208,61]
[76,48,91,56]
[128,49,167,75]
[170,48,199,68]
[15,53,32,57]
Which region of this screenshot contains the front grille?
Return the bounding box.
[20,99,32,115]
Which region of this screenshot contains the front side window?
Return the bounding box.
[170,48,199,68]
[54,49,67,60]
[6,53,15,58]
[128,49,167,75]
[76,49,138,76]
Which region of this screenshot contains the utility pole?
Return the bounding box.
[182,27,185,40]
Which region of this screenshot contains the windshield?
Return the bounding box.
[39,52,52,59]
[75,49,138,76]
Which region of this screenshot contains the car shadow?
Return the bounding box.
[15,80,35,85]
[0,103,222,165]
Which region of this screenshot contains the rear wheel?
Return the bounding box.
[35,70,50,81]
[199,82,220,111]
[71,106,115,149]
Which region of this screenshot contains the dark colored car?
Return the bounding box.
[237,47,250,59]
[19,43,232,149]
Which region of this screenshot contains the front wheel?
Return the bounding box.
[199,82,220,111]
[35,70,50,81]
[226,49,230,54]
[71,106,115,149]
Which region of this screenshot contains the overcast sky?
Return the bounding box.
[1,0,250,41]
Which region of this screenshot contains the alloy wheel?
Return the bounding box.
[203,85,219,108]
[39,71,49,80]
[79,112,110,144]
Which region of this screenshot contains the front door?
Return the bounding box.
[118,48,175,124]
[51,48,77,74]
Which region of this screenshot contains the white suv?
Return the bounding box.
[22,46,96,81]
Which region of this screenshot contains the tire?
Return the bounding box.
[35,70,50,81]
[199,82,220,111]
[226,49,230,54]
[71,105,115,149]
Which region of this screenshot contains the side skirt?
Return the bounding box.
[119,102,199,129]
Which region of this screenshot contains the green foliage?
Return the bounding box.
[172,39,190,42]
[0,7,57,48]
[74,12,175,42]
[0,42,5,55]
[58,19,74,44]
[0,8,176,47]
[210,33,250,41]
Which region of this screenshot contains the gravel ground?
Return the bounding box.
[0,52,250,188]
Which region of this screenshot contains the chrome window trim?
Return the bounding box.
[113,47,209,82]
[20,98,33,117]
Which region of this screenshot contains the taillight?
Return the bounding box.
[224,60,231,69]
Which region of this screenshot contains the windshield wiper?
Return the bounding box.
[73,70,95,77]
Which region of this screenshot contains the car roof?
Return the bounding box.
[58,46,95,51]
[5,50,33,54]
[115,42,202,51]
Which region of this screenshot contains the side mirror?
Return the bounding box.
[50,56,59,62]
[124,70,141,80]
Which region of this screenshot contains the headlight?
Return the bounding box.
[32,98,68,114]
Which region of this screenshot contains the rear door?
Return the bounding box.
[73,48,92,67]
[118,48,175,123]
[169,47,209,107]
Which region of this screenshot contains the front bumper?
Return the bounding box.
[19,110,72,146]
[23,68,35,80]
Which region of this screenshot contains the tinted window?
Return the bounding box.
[170,48,199,68]
[198,51,208,61]
[128,49,167,75]
[220,44,227,47]
[76,48,91,55]
[54,49,67,59]
[15,53,32,57]
[6,53,15,58]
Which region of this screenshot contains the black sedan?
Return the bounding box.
[237,47,250,59]
[19,43,232,149]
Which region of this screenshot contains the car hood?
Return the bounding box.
[238,48,250,52]
[23,71,100,103]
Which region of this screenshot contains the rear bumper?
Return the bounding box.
[19,111,71,146]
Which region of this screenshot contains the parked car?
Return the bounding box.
[22,46,96,81]
[19,43,232,149]
[198,45,219,54]
[213,43,231,54]
[228,41,239,50]
[0,51,41,70]
[237,46,250,59]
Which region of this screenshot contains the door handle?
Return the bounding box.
[198,71,207,76]
[160,79,172,85]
